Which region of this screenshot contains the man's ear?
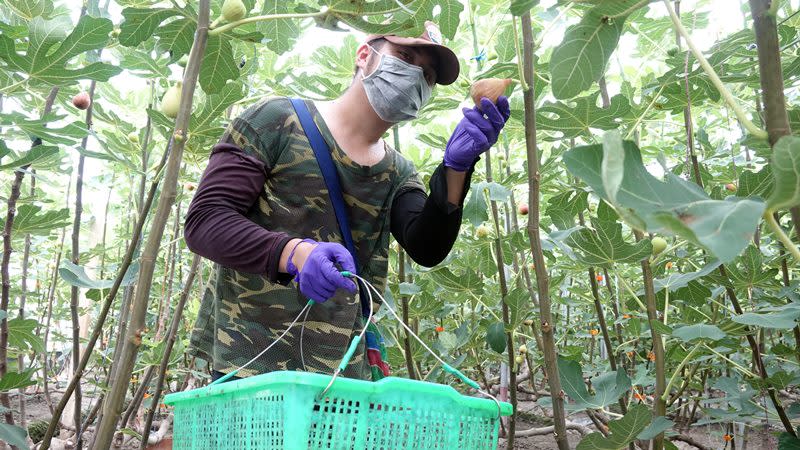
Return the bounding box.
[355,44,371,74]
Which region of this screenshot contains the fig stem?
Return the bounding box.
[764,211,800,264]
[663,0,768,140]
[208,11,325,35]
[511,16,529,92]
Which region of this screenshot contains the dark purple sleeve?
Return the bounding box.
[184,143,293,280]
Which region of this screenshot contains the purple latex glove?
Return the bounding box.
[443,96,511,171]
[286,239,357,303]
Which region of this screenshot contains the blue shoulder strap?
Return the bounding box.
[289,98,367,315]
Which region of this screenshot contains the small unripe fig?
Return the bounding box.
[518,203,529,215]
[651,237,667,255]
[111,28,121,37]
[514,355,524,364]
[161,83,182,118]
[72,92,91,110]
[518,344,527,354]
[725,183,737,192]
[222,0,247,22]
[127,132,139,143]
[470,78,512,107]
[475,225,490,238]
[177,55,189,68]
[523,319,533,326]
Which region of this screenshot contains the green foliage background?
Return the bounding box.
[1,0,800,447]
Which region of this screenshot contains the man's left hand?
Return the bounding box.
[443,96,511,172]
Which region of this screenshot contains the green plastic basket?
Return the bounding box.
[164,370,513,450]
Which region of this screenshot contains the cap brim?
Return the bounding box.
[367,35,460,85]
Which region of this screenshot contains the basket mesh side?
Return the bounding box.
[308,397,361,449]
[172,392,284,449]
[458,414,498,450]
[360,401,498,450]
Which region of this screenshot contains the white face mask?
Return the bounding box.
[361,45,432,123]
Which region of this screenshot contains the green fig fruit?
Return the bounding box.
[161,82,182,119]
[222,0,246,22]
[651,236,667,256]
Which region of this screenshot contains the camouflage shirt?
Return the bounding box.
[188,97,424,379]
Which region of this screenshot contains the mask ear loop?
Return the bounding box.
[360,44,384,82]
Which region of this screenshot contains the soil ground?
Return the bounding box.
[10,387,785,449]
[501,401,781,450]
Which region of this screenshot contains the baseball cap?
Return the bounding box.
[364,21,460,85]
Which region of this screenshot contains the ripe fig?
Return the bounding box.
[72,92,91,110]
[475,225,490,238]
[222,0,247,22]
[651,236,667,255]
[725,183,737,192]
[161,82,182,118]
[184,182,196,192]
[518,203,529,215]
[518,345,527,354]
[470,78,511,108]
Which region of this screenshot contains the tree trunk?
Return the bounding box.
[71,78,98,450]
[90,4,210,447]
[520,11,569,450]
[748,0,800,243]
[17,173,35,428]
[1,86,59,425]
[635,231,666,450]
[156,204,180,340]
[140,255,200,448]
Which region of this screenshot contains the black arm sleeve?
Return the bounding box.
[390,162,475,267]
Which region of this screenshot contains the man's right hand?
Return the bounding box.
[283,239,357,303]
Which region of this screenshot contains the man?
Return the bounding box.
[184,21,510,381]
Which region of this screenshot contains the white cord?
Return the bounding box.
[349,274,503,410]
[230,300,313,378]
[301,274,374,372]
[229,272,502,415]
